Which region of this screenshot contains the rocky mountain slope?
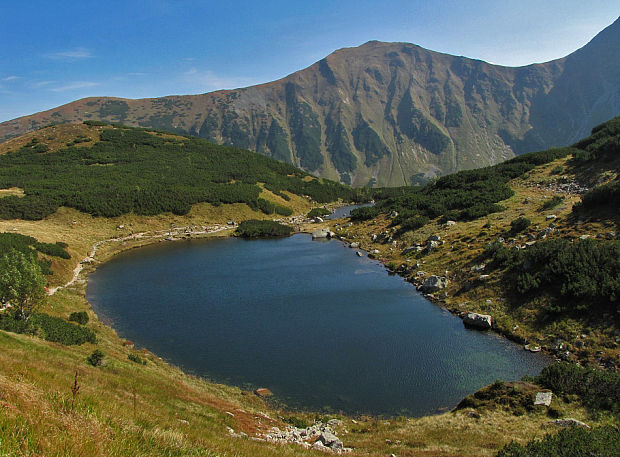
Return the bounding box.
[1,18,618,186]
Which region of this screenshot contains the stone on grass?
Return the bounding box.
[534,391,553,406]
[549,418,589,428]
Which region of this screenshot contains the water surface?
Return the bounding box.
[328,203,373,219]
[87,234,549,416]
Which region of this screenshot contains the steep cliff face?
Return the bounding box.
[1,18,618,186]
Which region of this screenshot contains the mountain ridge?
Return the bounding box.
[1,17,618,186]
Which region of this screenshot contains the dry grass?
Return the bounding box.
[0,187,24,197]
[0,123,102,155]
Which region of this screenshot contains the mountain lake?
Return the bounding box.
[87,233,550,416]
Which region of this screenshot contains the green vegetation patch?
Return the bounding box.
[456,380,538,416]
[397,91,450,155]
[0,312,96,346]
[352,119,390,167]
[68,311,89,325]
[257,119,292,164]
[235,220,293,238]
[98,100,129,120]
[0,125,358,220]
[484,238,620,315]
[289,101,323,171]
[0,233,70,260]
[326,119,357,173]
[366,139,576,233]
[535,362,620,414]
[307,207,331,218]
[496,426,619,457]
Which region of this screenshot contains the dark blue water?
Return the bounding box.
[328,203,373,219]
[87,234,550,416]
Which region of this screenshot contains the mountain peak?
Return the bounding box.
[0,20,618,187]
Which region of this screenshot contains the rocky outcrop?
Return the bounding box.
[463,312,493,330]
[260,420,350,453]
[420,275,448,293]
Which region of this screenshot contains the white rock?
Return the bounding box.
[534,392,553,406]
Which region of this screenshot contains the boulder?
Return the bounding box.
[350,242,360,248]
[446,220,456,226]
[463,312,492,330]
[428,234,441,241]
[534,392,553,406]
[312,228,332,239]
[254,388,273,397]
[401,246,417,255]
[421,275,448,293]
[549,418,589,428]
[319,431,343,450]
[312,441,328,451]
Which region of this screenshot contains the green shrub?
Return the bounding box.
[307,207,331,218]
[550,165,564,175]
[535,362,620,413]
[68,311,89,325]
[510,216,531,234]
[496,426,619,457]
[0,312,95,346]
[485,239,620,315]
[398,215,429,233]
[31,313,96,345]
[514,239,620,313]
[235,220,293,238]
[128,353,147,365]
[350,206,379,221]
[34,242,71,259]
[83,120,108,127]
[541,196,563,210]
[575,180,620,215]
[87,349,105,367]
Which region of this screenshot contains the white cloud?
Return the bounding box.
[182,68,258,92]
[32,80,55,88]
[46,47,93,61]
[51,81,99,92]
[1,76,20,81]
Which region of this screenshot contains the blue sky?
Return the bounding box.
[0,1,617,122]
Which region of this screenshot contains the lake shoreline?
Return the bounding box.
[66,210,556,370]
[83,217,550,416]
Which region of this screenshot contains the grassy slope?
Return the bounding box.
[0,125,616,456]
[334,150,619,370]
